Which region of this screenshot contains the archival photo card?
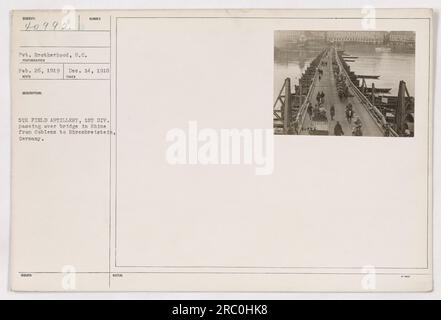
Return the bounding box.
[9,9,433,292]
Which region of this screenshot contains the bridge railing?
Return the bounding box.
[294,49,327,133]
[334,48,399,137]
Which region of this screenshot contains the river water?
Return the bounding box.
[274,44,415,100]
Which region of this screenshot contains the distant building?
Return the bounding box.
[326,31,387,44]
[389,31,415,44]
[274,31,303,48]
[389,31,415,52]
[304,31,327,41]
[275,30,413,49]
[275,31,328,49]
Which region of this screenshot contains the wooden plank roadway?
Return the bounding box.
[301,51,384,137]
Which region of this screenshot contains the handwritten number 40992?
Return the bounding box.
[24,21,73,31]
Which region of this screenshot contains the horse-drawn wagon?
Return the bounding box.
[308,108,329,135]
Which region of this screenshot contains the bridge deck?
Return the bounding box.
[301,51,383,137]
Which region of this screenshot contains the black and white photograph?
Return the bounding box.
[274,31,415,137]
